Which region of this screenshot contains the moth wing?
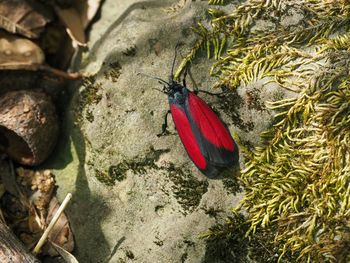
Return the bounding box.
[170,103,208,171]
[186,92,237,168]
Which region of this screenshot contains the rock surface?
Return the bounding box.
[49,1,281,262]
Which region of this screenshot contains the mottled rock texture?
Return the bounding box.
[50,1,278,262]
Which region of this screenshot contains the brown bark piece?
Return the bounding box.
[0,91,59,166]
[0,219,40,263]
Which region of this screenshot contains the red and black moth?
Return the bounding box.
[142,50,238,178]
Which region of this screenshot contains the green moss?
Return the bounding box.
[123,45,137,56]
[85,109,94,123]
[93,153,209,214]
[153,237,164,246]
[94,169,115,186]
[202,213,249,263]
[75,75,103,123]
[108,164,127,182]
[121,147,170,174]
[246,88,266,112]
[222,177,241,195]
[168,165,209,214]
[183,239,196,247]
[103,62,122,82]
[125,250,135,259]
[217,90,255,132]
[208,0,225,4]
[93,147,170,185]
[179,0,350,261]
[201,206,224,218]
[240,139,255,152]
[202,213,293,263]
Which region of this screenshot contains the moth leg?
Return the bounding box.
[197,89,226,98]
[182,66,188,87]
[157,110,171,137]
[185,65,225,97]
[185,67,201,94]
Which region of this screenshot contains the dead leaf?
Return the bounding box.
[0,31,45,68]
[28,204,44,234]
[0,0,52,38]
[55,6,86,46]
[49,241,79,263]
[1,167,75,259]
[76,0,102,28]
[39,23,75,69]
[0,208,4,223]
[55,0,74,8]
[25,204,43,248]
[45,197,74,255]
[0,158,21,198]
[54,0,102,46]
[0,184,5,199]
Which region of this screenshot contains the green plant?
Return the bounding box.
[184,0,350,261]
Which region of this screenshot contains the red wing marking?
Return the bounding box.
[170,104,207,170]
[188,93,234,152]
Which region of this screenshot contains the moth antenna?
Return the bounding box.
[138,72,170,86]
[152,87,167,94]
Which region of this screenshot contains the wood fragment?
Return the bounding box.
[0,219,39,263]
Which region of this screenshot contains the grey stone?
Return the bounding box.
[50,1,279,262]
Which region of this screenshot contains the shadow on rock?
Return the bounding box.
[202,213,249,263]
[43,80,112,262]
[202,213,290,263]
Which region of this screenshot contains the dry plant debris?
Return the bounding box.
[55,0,102,46]
[0,0,103,77]
[0,0,52,39]
[0,161,74,260]
[0,0,102,262]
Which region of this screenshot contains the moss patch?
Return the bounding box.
[108,164,127,182]
[103,61,122,83]
[123,45,137,57]
[92,147,170,186]
[94,169,114,186]
[202,213,249,263]
[85,109,94,123]
[201,206,224,219]
[88,145,209,214]
[246,88,266,112]
[168,165,209,214]
[75,75,103,123]
[202,213,293,263]
[218,90,254,132]
[125,250,135,259]
[222,177,241,195]
[180,0,350,261]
